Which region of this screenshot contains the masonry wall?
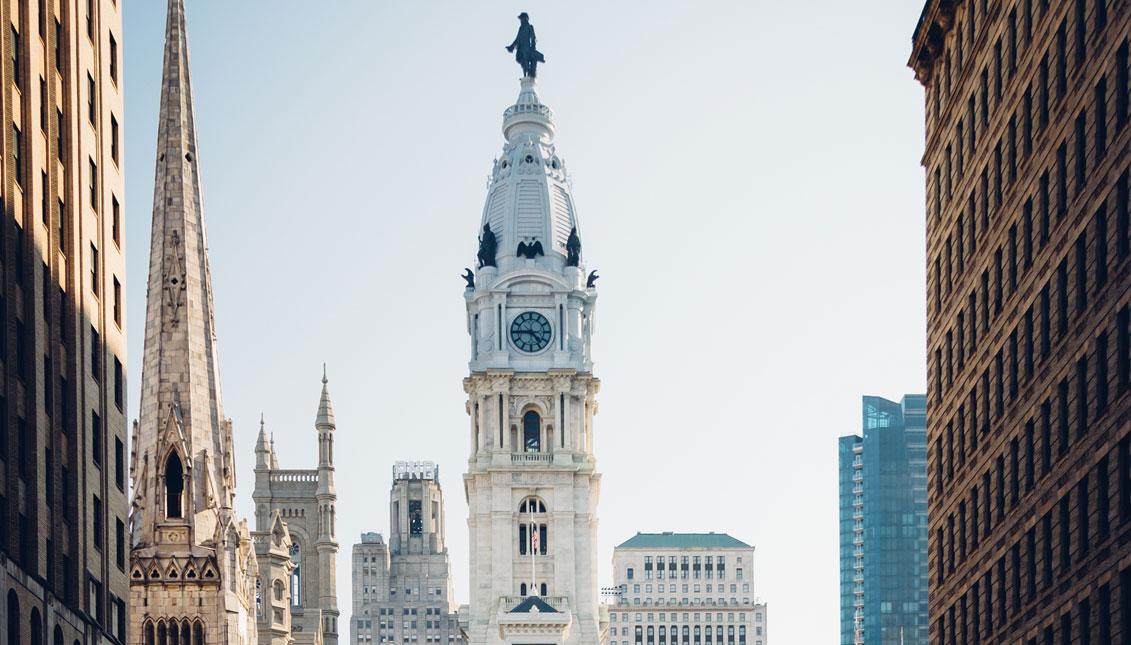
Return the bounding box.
[0,0,128,642]
[912,0,1131,643]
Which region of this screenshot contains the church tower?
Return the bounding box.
[461,57,608,645]
[128,1,258,643]
[252,373,341,644]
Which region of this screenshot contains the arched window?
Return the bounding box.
[29,607,41,645]
[165,452,184,519]
[193,622,204,645]
[523,410,540,452]
[290,542,302,606]
[180,620,190,645]
[144,621,155,645]
[255,579,263,619]
[274,580,285,602]
[167,619,179,645]
[518,497,546,513]
[520,583,527,596]
[54,625,64,645]
[8,589,20,645]
[540,583,547,596]
[156,620,167,645]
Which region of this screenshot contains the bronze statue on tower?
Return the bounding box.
[506,12,544,78]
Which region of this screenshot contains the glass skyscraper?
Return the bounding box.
[838,395,928,645]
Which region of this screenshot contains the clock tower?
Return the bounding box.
[461,71,607,645]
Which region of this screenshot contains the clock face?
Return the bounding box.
[510,311,553,353]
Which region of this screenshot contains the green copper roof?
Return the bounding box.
[616,532,751,549]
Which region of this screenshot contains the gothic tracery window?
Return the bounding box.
[164,452,184,519]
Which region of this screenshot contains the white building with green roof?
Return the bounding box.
[608,533,767,645]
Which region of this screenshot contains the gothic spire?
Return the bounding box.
[316,365,336,429]
[132,0,231,546]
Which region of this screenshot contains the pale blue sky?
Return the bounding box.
[122,2,927,643]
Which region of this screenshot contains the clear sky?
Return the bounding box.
[122,2,927,643]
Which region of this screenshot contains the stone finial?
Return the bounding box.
[316,367,336,429]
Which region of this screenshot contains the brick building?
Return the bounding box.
[911,1,1131,644]
[0,0,128,642]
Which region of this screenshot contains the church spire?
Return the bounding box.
[132,0,232,546]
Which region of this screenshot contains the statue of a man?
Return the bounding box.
[506,13,545,78]
[477,224,498,268]
[566,227,581,267]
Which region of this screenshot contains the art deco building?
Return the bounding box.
[350,462,461,645]
[608,533,768,645]
[460,71,607,645]
[0,0,128,642]
[128,0,258,643]
[911,1,1131,643]
[837,395,927,645]
[253,373,342,645]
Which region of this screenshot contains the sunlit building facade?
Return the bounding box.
[912,1,1131,643]
[0,0,128,642]
[838,395,928,645]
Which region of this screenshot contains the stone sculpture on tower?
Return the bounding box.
[128,0,258,643]
[460,17,609,645]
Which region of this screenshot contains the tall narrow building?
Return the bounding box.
[350,462,461,645]
[129,1,258,643]
[837,395,927,645]
[253,372,341,644]
[1,0,128,643]
[911,1,1131,644]
[461,65,608,644]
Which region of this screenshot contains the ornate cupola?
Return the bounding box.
[467,77,597,374]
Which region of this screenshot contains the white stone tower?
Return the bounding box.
[461,73,607,645]
[252,373,341,644]
[128,0,258,643]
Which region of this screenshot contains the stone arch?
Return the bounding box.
[163,449,185,519]
[29,607,41,645]
[7,589,20,644]
[522,409,541,452]
[143,619,155,645]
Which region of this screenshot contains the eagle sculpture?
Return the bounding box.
[517,240,544,259]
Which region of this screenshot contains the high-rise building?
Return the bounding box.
[459,66,607,644]
[128,1,258,643]
[350,462,461,645]
[608,533,768,645]
[252,371,341,645]
[1,0,128,642]
[911,1,1131,643]
[837,395,928,645]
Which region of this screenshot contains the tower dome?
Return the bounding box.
[480,78,580,274]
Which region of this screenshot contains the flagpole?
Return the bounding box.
[530,493,536,596]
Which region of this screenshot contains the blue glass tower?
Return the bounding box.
[838,395,927,645]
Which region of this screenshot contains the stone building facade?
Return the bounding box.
[350,462,461,645]
[253,373,341,645]
[0,0,129,642]
[911,1,1131,644]
[609,533,768,645]
[460,73,608,645]
[128,0,258,643]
